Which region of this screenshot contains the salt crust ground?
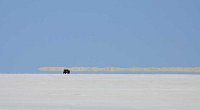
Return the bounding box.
[0,74,200,110]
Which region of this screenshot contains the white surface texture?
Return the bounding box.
[0,74,200,110]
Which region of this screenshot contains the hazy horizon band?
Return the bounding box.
[39,67,200,72]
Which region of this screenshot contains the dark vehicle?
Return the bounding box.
[63,69,70,74]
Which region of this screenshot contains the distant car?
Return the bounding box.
[63,69,70,74]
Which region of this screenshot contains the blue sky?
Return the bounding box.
[0,0,200,73]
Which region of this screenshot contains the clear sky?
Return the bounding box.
[0,0,200,73]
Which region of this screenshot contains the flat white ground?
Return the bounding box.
[0,74,200,110]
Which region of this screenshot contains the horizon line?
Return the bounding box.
[39,67,200,72]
